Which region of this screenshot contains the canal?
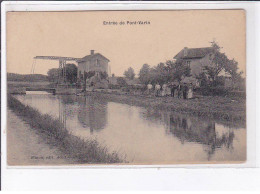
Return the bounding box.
[15,92,246,164]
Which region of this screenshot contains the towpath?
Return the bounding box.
[7,109,68,166]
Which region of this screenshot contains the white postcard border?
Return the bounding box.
[1,1,259,190]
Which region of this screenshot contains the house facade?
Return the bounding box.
[174,47,215,78]
[77,50,111,80]
[174,47,240,88]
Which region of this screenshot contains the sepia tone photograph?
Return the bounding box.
[6,10,246,166]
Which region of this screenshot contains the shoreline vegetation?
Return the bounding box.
[8,94,124,164]
[7,80,246,125]
[86,90,246,126]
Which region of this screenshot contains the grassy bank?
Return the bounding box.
[88,91,246,125]
[7,81,51,88]
[8,94,124,164]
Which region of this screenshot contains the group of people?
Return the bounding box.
[147,82,194,99]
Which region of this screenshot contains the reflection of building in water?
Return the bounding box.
[77,97,108,133]
[142,108,234,160]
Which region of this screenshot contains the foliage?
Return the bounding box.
[116,77,128,87]
[64,63,78,84]
[100,71,108,80]
[149,63,169,84]
[138,64,151,85]
[47,64,78,84]
[84,71,96,79]
[137,40,243,90]
[165,59,191,83]
[203,40,243,87]
[47,68,60,83]
[138,60,191,85]
[124,67,135,80]
[195,72,209,87]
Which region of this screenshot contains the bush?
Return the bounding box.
[116,77,128,87]
[108,84,121,89]
[195,86,245,98]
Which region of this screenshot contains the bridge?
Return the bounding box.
[32,55,80,84]
[25,87,56,94]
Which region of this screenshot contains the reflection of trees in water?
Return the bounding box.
[57,96,108,133]
[142,108,235,160]
[59,95,79,118]
[59,98,66,129]
[77,97,108,133]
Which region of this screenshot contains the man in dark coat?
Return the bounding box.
[171,84,177,97]
[183,84,188,99]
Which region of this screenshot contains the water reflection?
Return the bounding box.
[58,95,108,133]
[77,97,107,133]
[16,94,245,163]
[142,108,235,160]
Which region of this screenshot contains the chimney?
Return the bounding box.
[91,50,95,55]
[184,47,188,56]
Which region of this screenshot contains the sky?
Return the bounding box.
[7,10,246,76]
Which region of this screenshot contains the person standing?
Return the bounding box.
[171,84,176,97]
[178,84,182,99]
[162,83,167,97]
[155,83,161,97]
[183,83,188,99]
[187,83,193,99]
[147,83,153,95]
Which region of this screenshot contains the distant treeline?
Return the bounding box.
[7,73,48,82]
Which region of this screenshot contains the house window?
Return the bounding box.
[96,59,100,67]
[186,61,191,68]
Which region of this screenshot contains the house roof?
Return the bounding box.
[174,47,215,59]
[78,53,110,62]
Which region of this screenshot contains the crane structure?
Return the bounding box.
[33,56,81,84]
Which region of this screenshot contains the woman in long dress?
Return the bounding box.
[187,84,193,99]
[162,84,167,97]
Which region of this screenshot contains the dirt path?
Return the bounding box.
[7,109,68,166]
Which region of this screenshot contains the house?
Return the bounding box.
[174,47,241,89]
[77,50,111,80]
[174,47,215,78]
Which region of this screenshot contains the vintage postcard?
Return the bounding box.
[6,10,246,166]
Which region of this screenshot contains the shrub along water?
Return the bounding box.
[8,94,124,164]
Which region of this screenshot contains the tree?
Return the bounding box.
[100,71,108,80]
[148,63,169,85]
[116,77,128,87]
[138,61,191,85]
[165,59,191,83]
[47,64,78,84]
[47,68,60,83]
[203,40,243,87]
[124,67,135,80]
[64,63,78,84]
[138,64,151,84]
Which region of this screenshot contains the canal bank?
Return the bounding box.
[13,92,246,163]
[84,91,246,125]
[7,81,246,125]
[7,109,68,165]
[7,95,124,165]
